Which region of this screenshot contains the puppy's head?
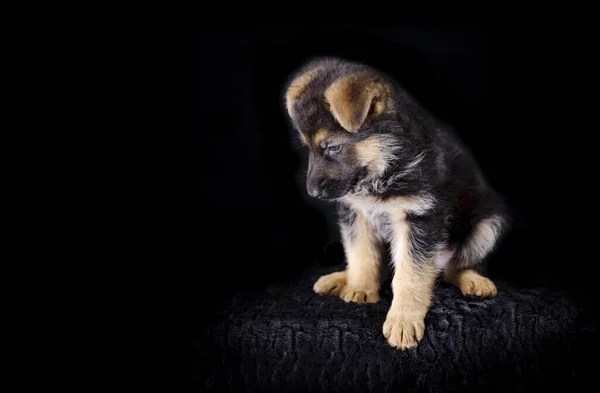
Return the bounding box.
[284,58,398,200]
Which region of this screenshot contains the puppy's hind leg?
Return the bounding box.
[443,214,507,299]
[314,205,383,304]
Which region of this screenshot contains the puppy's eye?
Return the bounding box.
[326,144,342,154]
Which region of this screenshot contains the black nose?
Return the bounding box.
[307,184,323,198]
[307,177,327,198]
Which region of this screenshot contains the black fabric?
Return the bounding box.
[193,265,597,393]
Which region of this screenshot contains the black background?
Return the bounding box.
[177,26,598,326]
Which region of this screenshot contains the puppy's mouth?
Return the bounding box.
[319,168,369,201]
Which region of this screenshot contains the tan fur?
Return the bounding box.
[312,128,328,147]
[313,270,346,297]
[383,211,439,350]
[340,207,382,303]
[443,267,497,298]
[324,75,385,133]
[285,66,322,117]
[354,134,403,177]
[355,137,386,174]
[314,208,382,304]
[298,132,308,146]
[331,194,439,349]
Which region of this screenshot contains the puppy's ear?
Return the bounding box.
[285,63,324,118]
[324,75,387,133]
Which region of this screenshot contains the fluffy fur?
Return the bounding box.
[284,57,510,350]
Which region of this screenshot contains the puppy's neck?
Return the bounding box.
[340,193,435,217]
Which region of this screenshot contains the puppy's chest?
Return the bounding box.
[363,208,394,242]
[343,195,411,243]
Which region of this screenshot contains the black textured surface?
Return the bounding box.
[193,265,597,393]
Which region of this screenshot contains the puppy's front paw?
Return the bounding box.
[459,274,497,299]
[383,310,426,350]
[340,286,379,304]
[313,271,347,297]
[314,271,379,304]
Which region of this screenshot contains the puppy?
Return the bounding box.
[283,57,509,350]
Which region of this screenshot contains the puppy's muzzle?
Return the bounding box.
[307,178,326,198]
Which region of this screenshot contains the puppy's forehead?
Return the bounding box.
[294,97,332,130]
[295,103,343,146]
[293,76,344,136]
[286,58,376,145]
[287,61,345,117]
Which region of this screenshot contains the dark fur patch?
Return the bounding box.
[406,212,449,264]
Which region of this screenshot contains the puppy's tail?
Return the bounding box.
[451,213,509,269]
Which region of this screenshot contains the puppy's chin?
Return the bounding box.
[327,180,367,200]
[319,193,347,202]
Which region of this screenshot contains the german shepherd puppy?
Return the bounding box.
[283,57,509,350]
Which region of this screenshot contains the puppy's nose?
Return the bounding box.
[307,185,323,198]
